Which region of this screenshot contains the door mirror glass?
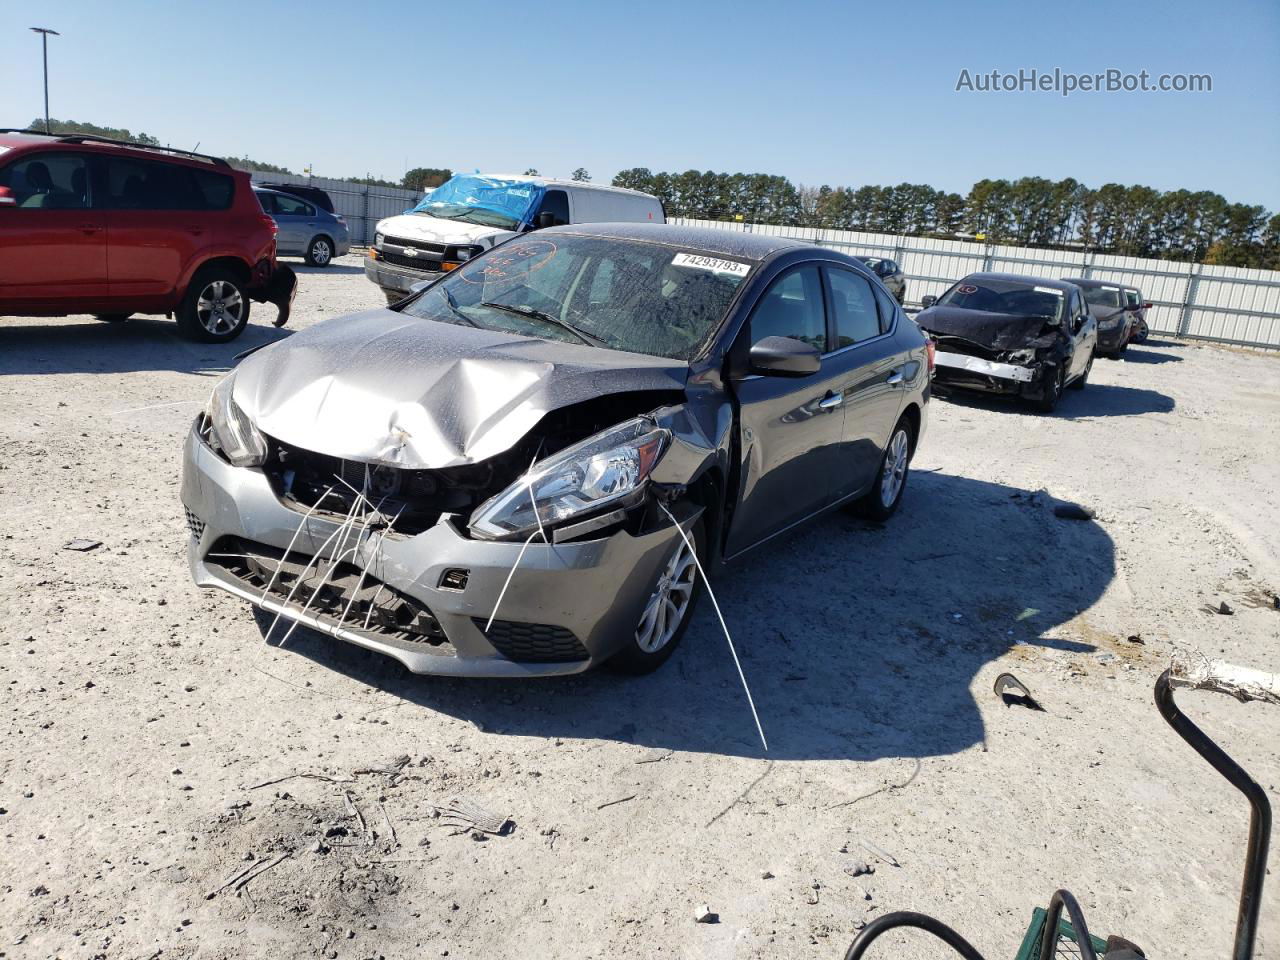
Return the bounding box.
[920,294,937,309]
[748,336,821,377]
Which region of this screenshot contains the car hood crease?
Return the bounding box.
[917,306,1057,351]
[233,309,689,470]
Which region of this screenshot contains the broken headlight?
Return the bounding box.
[205,374,267,468]
[469,418,669,541]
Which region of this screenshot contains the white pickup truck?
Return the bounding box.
[365,174,665,303]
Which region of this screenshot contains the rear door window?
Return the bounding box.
[827,267,881,346]
[102,156,232,210]
[273,193,315,217]
[0,152,90,209]
[871,283,897,334]
[749,266,827,352]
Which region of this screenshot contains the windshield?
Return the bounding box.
[1082,286,1123,309]
[409,175,544,230]
[938,278,1065,321]
[399,235,753,360]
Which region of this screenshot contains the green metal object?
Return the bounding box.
[1014,908,1108,960]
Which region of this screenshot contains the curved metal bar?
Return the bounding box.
[843,911,987,960]
[1038,889,1097,960]
[1156,668,1271,960]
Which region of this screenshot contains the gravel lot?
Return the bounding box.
[2,253,1278,959]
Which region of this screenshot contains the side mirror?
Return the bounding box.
[748,336,821,377]
[536,212,557,229]
[0,186,15,207]
[920,295,937,309]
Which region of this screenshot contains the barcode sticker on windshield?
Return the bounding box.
[1034,286,1064,296]
[672,252,751,277]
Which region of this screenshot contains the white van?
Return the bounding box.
[365,174,665,302]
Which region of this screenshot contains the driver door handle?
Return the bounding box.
[818,392,843,411]
[886,369,904,385]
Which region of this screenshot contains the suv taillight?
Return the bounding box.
[259,214,277,233]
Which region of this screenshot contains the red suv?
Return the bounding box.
[0,130,295,342]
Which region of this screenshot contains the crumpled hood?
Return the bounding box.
[916,305,1057,351]
[233,309,688,469]
[376,213,509,247]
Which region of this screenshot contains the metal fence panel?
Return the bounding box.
[671,216,1280,350]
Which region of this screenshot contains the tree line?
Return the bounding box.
[612,168,1280,269]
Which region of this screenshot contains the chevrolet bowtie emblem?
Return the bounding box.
[403,247,418,256]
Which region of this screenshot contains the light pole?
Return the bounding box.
[29,27,60,134]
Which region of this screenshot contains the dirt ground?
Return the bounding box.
[2,254,1278,960]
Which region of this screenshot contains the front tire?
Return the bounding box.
[1036,363,1065,413]
[306,236,334,268]
[176,267,251,342]
[610,517,706,675]
[858,418,913,521]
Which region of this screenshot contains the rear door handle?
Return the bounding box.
[886,369,904,385]
[79,224,101,235]
[187,225,204,236]
[818,392,843,411]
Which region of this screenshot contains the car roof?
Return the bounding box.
[0,129,234,171]
[481,174,658,200]
[542,222,810,260]
[964,272,1082,293]
[1061,276,1125,289]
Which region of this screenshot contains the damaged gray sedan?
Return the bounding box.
[181,223,930,677]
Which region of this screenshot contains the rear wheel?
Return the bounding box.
[177,267,251,342]
[95,313,131,323]
[610,517,705,674]
[858,417,913,520]
[306,236,334,267]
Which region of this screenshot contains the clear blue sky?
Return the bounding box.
[3,0,1278,208]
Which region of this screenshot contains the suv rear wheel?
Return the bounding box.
[306,236,334,268]
[177,267,251,342]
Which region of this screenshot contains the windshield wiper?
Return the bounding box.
[479,301,605,346]
[436,285,480,327]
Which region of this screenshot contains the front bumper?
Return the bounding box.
[180,425,686,677]
[1096,323,1128,353]
[364,254,440,297]
[931,349,1050,398]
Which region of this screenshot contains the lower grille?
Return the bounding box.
[184,507,206,540]
[207,536,454,652]
[473,619,589,663]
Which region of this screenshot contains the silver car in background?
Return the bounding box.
[254,187,351,267]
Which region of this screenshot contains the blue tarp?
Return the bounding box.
[409,175,545,227]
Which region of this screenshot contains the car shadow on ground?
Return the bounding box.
[1114,347,1183,365]
[936,382,1174,418]
[291,263,366,276]
[258,470,1111,763]
[0,317,293,377]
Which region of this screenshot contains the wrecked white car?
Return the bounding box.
[182,224,931,677]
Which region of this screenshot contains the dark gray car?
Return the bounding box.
[181,223,930,677]
[917,273,1097,413]
[856,256,906,304]
[1063,277,1134,356]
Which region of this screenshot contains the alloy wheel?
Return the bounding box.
[196,280,245,335]
[880,428,910,507]
[634,536,697,654]
[312,239,332,265]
